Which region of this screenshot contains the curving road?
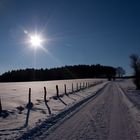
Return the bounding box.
[36,82,140,140]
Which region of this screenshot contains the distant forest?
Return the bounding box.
[0,64,116,82]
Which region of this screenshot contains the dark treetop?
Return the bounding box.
[0,64,116,82]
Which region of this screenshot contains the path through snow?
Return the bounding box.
[35,82,140,140]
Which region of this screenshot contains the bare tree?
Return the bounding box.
[130,54,140,90]
[116,67,125,77]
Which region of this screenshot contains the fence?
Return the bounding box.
[0,80,103,120]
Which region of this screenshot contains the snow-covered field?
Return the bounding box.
[1,78,140,140]
[24,79,140,140]
[118,79,140,109]
[0,78,106,139]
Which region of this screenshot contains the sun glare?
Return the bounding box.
[24,29,48,53]
[29,34,43,48]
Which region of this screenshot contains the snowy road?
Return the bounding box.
[36,82,140,140]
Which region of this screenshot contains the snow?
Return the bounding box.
[33,81,139,140]
[118,79,140,109]
[1,78,140,140]
[0,78,107,140]
[117,79,140,139]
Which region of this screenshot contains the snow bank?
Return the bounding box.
[118,79,140,109]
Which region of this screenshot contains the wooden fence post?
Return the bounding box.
[29,88,31,104]
[80,83,81,90]
[72,83,74,92]
[0,98,2,113]
[64,84,67,95]
[44,87,47,101]
[44,87,51,115]
[77,83,78,91]
[56,85,59,98]
[26,88,33,109]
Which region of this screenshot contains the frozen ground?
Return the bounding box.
[42,82,138,140]
[0,79,101,110]
[0,78,106,140]
[118,79,140,109]
[1,78,140,140]
[35,80,140,140]
[19,79,140,140]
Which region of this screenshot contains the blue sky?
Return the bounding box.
[0,0,140,75]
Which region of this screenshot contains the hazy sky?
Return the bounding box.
[0,0,140,75]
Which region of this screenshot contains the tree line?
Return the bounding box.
[130,54,140,90]
[0,64,116,82]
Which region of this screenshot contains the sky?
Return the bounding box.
[0,0,140,75]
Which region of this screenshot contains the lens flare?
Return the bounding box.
[29,34,43,48]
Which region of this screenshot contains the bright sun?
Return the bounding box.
[29,34,43,48]
[24,30,47,52]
